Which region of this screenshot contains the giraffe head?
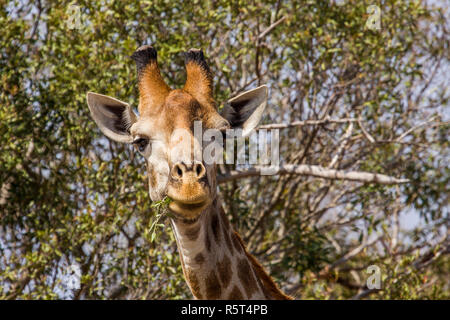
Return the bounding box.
[87,45,267,221]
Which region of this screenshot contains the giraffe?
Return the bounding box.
[86,45,291,300]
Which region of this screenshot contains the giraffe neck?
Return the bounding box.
[170,197,291,300]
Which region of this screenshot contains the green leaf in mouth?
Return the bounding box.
[148,196,172,242]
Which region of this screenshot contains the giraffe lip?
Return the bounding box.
[168,199,210,219]
[170,200,208,210]
[166,188,209,205]
[166,187,210,216]
[170,198,207,205]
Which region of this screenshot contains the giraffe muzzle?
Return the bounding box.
[167,161,211,219]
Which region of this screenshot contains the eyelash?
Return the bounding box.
[132,137,149,152]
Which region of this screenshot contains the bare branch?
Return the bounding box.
[257,16,287,40]
[257,118,359,130]
[357,118,375,144]
[329,236,381,270]
[396,115,439,142]
[217,164,409,185]
[328,122,354,168]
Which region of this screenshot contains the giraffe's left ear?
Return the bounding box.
[221,85,268,137]
[87,92,138,143]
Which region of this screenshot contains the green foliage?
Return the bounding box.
[147,197,171,243]
[0,0,448,299]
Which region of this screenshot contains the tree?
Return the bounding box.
[0,0,448,299]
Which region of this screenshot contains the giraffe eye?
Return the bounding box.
[132,137,149,152]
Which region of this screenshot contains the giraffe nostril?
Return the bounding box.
[172,162,205,180]
[194,163,205,178]
[172,163,184,179]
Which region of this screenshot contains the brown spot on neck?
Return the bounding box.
[228,285,244,300]
[194,252,205,265]
[237,258,258,299]
[184,224,201,241]
[205,270,221,299]
[186,268,203,299]
[210,212,221,244]
[205,229,211,252]
[217,254,232,289]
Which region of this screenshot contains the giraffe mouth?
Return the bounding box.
[168,199,210,219]
[166,181,211,219]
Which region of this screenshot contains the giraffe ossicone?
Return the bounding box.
[86,45,291,300]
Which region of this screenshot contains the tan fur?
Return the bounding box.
[138,61,171,115]
[218,209,235,255]
[184,59,215,111]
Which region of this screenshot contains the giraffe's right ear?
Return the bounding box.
[86,92,138,143]
[221,85,268,137]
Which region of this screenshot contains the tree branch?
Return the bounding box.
[395,115,439,142]
[328,122,354,168]
[217,164,409,185]
[257,118,359,130]
[257,16,287,40]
